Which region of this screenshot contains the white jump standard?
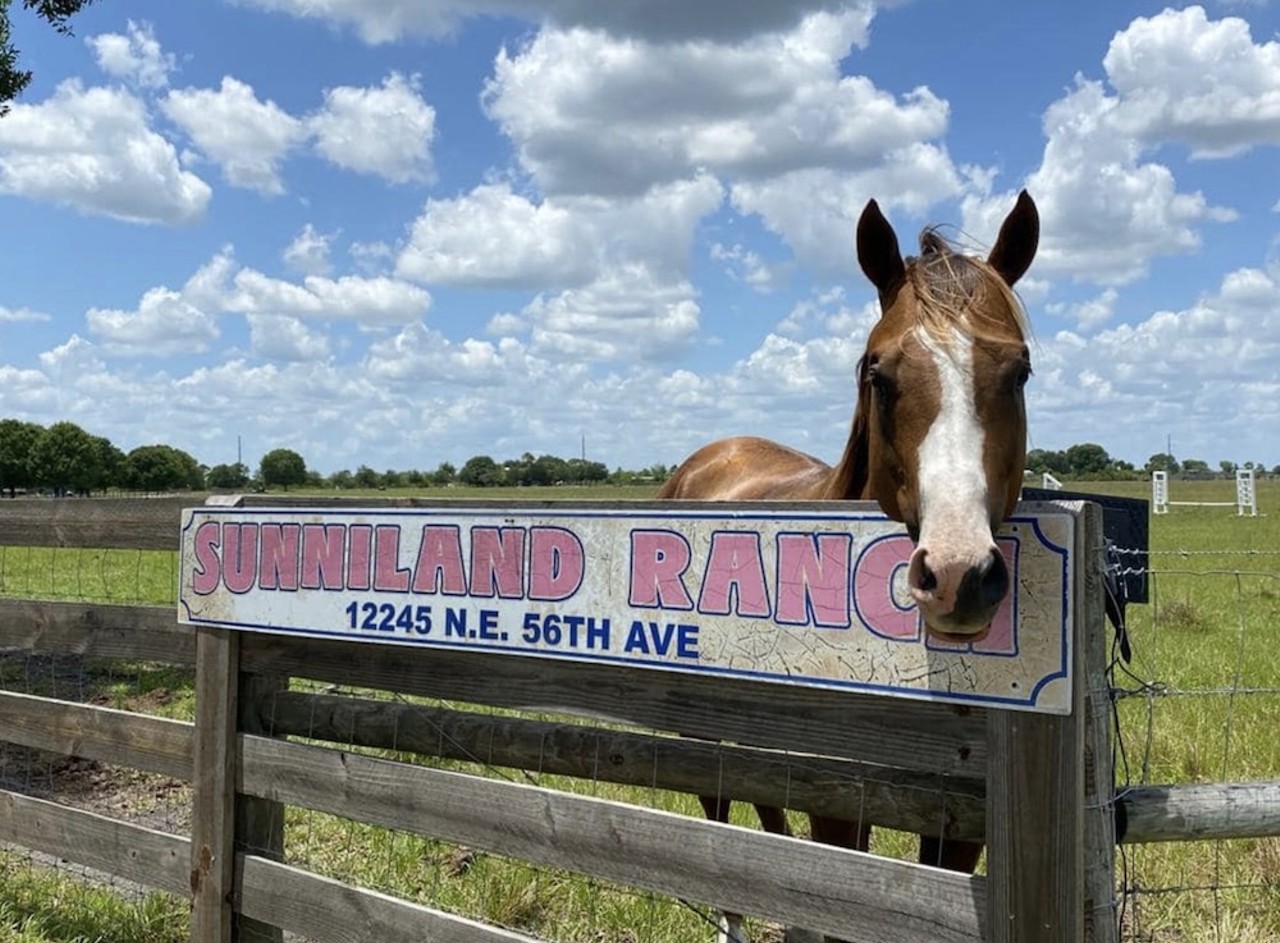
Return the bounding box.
[1151,468,1257,517]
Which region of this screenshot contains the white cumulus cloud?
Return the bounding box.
[246,314,333,362]
[86,288,220,355]
[86,20,175,89]
[310,73,436,183]
[163,77,307,194]
[0,81,210,224]
[283,224,336,276]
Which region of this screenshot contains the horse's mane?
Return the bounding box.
[904,229,1030,346]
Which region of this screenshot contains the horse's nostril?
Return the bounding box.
[978,549,1009,608]
[917,555,938,592]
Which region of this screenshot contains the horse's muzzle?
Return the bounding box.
[908,546,1008,640]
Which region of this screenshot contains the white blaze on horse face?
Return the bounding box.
[911,327,997,617]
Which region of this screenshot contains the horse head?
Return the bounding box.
[851,191,1039,643]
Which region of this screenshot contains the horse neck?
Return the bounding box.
[820,402,870,501]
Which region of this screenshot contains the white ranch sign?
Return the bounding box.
[179,503,1074,714]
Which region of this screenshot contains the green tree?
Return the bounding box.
[328,469,354,490]
[1064,443,1111,476]
[1182,459,1210,475]
[125,444,202,492]
[1,0,98,117]
[0,417,43,496]
[1219,460,1237,477]
[94,435,126,490]
[353,465,382,489]
[1145,453,1180,475]
[430,461,455,486]
[259,448,307,491]
[565,458,609,484]
[458,455,502,487]
[30,420,101,494]
[1027,448,1069,474]
[206,462,251,490]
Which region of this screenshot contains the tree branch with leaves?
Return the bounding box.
[0,0,96,116]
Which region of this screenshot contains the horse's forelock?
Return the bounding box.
[902,231,1030,347]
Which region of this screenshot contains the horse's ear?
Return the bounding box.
[857,199,906,296]
[987,190,1039,287]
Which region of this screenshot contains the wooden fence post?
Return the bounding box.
[1081,503,1118,943]
[234,672,287,943]
[986,501,1094,942]
[192,494,287,943]
[191,626,239,943]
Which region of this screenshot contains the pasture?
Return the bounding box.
[0,479,1277,942]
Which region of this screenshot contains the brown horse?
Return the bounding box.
[660,191,1038,941]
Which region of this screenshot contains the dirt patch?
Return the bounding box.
[0,652,192,835]
[0,743,191,835]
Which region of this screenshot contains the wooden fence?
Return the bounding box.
[0,492,1228,943]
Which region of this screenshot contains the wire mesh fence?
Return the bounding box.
[1108,536,1280,942]
[0,541,190,941]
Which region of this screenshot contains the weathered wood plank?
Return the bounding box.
[1081,504,1118,943]
[239,734,986,943]
[191,627,240,943]
[240,634,986,776]
[235,673,286,943]
[237,854,546,943]
[0,689,192,779]
[986,501,1087,943]
[0,788,189,895]
[0,599,194,665]
[0,496,194,549]
[1120,782,1280,843]
[986,707,1084,943]
[269,690,985,840]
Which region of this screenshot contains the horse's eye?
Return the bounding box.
[1016,362,1032,390]
[868,364,892,395]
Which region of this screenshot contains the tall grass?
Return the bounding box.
[0,855,186,943]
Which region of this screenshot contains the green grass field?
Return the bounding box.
[0,479,1278,942]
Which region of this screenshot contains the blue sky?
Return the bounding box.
[2,0,1279,474]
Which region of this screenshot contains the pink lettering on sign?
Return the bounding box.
[373,525,411,592]
[629,530,694,609]
[223,524,259,595]
[300,524,345,590]
[698,532,770,617]
[852,534,920,641]
[469,527,526,598]
[775,533,852,628]
[411,525,466,595]
[348,524,372,591]
[528,527,584,601]
[260,524,300,591]
[191,520,221,596]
